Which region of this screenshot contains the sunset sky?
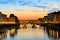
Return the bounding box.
[0,0,60,20]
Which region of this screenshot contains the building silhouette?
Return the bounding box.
[0,12,19,24]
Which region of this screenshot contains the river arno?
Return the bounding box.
[0,25,60,40]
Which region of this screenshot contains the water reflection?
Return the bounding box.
[20,24,24,29]
[44,27,60,40]
[1,24,60,40]
[46,29,60,38]
[10,29,17,37]
[17,29,47,40]
[20,24,40,29]
[0,31,7,40]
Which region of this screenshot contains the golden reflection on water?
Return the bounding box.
[1,24,60,40]
[0,32,7,40]
[45,29,60,39]
[17,28,45,37]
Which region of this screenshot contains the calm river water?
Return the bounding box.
[0,24,60,40]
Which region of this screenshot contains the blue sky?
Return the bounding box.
[0,0,60,20]
[0,0,60,12]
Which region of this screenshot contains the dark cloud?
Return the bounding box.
[18,1,34,6]
[32,5,49,9]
